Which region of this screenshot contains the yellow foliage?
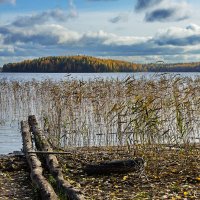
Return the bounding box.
[196,177,200,181]
[183,191,188,196]
[122,175,128,181]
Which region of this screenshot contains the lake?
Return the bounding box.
[0,72,200,155]
[1,72,200,82]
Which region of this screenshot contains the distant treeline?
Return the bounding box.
[2,56,142,73]
[2,55,200,72]
[144,62,200,72]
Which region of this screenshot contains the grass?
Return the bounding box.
[0,73,199,199]
[0,74,199,148]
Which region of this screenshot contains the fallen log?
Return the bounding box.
[84,158,145,175]
[28,115,85,200]
[21,121,58,200]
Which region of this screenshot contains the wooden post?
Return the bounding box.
[28,115,85,200]
[21,121,58,200]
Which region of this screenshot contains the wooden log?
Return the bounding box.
[21,121,58,200]
[84,158,145,175]
[28,115,85,200]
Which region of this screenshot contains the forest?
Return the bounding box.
[2,55,142,73]
[2,55,200,72]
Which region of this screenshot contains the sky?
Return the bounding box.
[0,0,200,66]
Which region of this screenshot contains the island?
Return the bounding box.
[2,55,200,73]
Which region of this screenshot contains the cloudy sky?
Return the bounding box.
[0,0,200,66]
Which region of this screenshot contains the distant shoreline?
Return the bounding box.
[1,55,200,73]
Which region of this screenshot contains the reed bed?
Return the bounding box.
[1,74,200,199]
[0,74,199,149]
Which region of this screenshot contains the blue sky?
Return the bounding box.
[0,0,200,66]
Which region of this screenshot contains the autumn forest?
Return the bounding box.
[2,55,200,73]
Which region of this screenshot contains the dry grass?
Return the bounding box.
[0,74,200,199]
[0,74,199,148]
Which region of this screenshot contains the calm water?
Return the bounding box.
[0,124,21,155]
[1,72,200,82]
[0,72,199,155]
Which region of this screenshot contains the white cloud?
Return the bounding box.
[11,9,77,27]
[68,0,78,18]
[0,0,15,4]
[45,24,81,44]
[136,0,191,22]
[0,8,200,66]
[135,0,164,11]
[154,24,200,46]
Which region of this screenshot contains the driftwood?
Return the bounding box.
[28,115,85,200]
[21,121,58,200]
[84,158,145,175]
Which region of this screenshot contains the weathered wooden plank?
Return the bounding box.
[21,121,58,200]
[28,115,85,200]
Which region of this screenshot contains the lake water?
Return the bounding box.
[1,72,200,82]
[0,72,200,155]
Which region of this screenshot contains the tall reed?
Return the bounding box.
[0,75,199,149]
